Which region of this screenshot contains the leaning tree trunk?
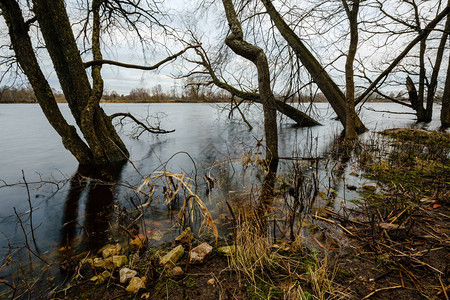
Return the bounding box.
[0,0,93,163]
[221,0,279,204]
[441,44,450,128]
[261,0,366,134]
[425,8,450,122]
[32,0,129,164]
[221,0,278,163]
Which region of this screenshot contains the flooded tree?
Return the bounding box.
[221,0,278,166]
[374,0,450,122]
[441,52,450,128]
[0,0,192,165]
[261,0,367,136]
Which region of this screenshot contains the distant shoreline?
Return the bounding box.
[1,99,433,104]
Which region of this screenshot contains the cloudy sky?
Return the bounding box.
[0,0,448,95]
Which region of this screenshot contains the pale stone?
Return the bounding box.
[112,255,128,268]
[171,266,184,278]
[101,244,122,258]
[175,227,193,244]
[160,245,184,266]
[126,277,145,293]
[207,278,215,285]
[189,242,213,264]
[120,268,138,284]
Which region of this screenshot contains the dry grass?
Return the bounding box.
[227,213,352,299]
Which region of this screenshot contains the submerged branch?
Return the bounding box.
[110,112,175,134]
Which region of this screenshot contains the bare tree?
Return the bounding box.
[366,0,450,122]
[221,0,278,166]
[0,0,196,164]
[261,0,367,135]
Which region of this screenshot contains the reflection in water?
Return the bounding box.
[60,163,125,252]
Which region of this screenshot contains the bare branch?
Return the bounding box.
[84,44,201,70]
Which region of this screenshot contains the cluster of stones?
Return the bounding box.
[85,228,237,294]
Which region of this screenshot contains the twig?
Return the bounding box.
[22,170,39,254]
[361,285,402,299]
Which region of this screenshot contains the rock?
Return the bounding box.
[207,278,215,285]
[112,255,128,268]
[126,277,145,293]
[175,227,193,244]
[93,257,106,269]
[171,266,184,278]
[160,245,184,266]
[120,268,138,284]
[217,245,235,256]
[346,184,357,190]
[362,184,376,192]
[189,242,213,264]
[101,243,122,258]
[130,234,146,251]
[103,257,115,269]
[90,270,111,284]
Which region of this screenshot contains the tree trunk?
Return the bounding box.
[342,0,360,139]
[261,0,366,134]
[425,8,450,122]
[441,43,450,128]
[221,0,278,164]
[194,47,321,126]
[0,0,93,163]
[32,0,129,164]
[406,76,426,121]
[221,0,279,204]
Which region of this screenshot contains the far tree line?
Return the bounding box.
[1,84,435,104]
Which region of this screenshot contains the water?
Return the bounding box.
[0,102,443,290]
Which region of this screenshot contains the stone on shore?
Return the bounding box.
[175,227,194,244]
[90,270,111,285]
[112,255,128,268]
[101,244,122,258]
[189,242,213,264]
[120,268,138,284]
[126,277,146,293]
[160,245,184,266]
[171,266,185,278]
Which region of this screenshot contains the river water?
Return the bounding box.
[0,102,443,290]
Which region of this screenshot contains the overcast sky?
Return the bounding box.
[0,0,448,95]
